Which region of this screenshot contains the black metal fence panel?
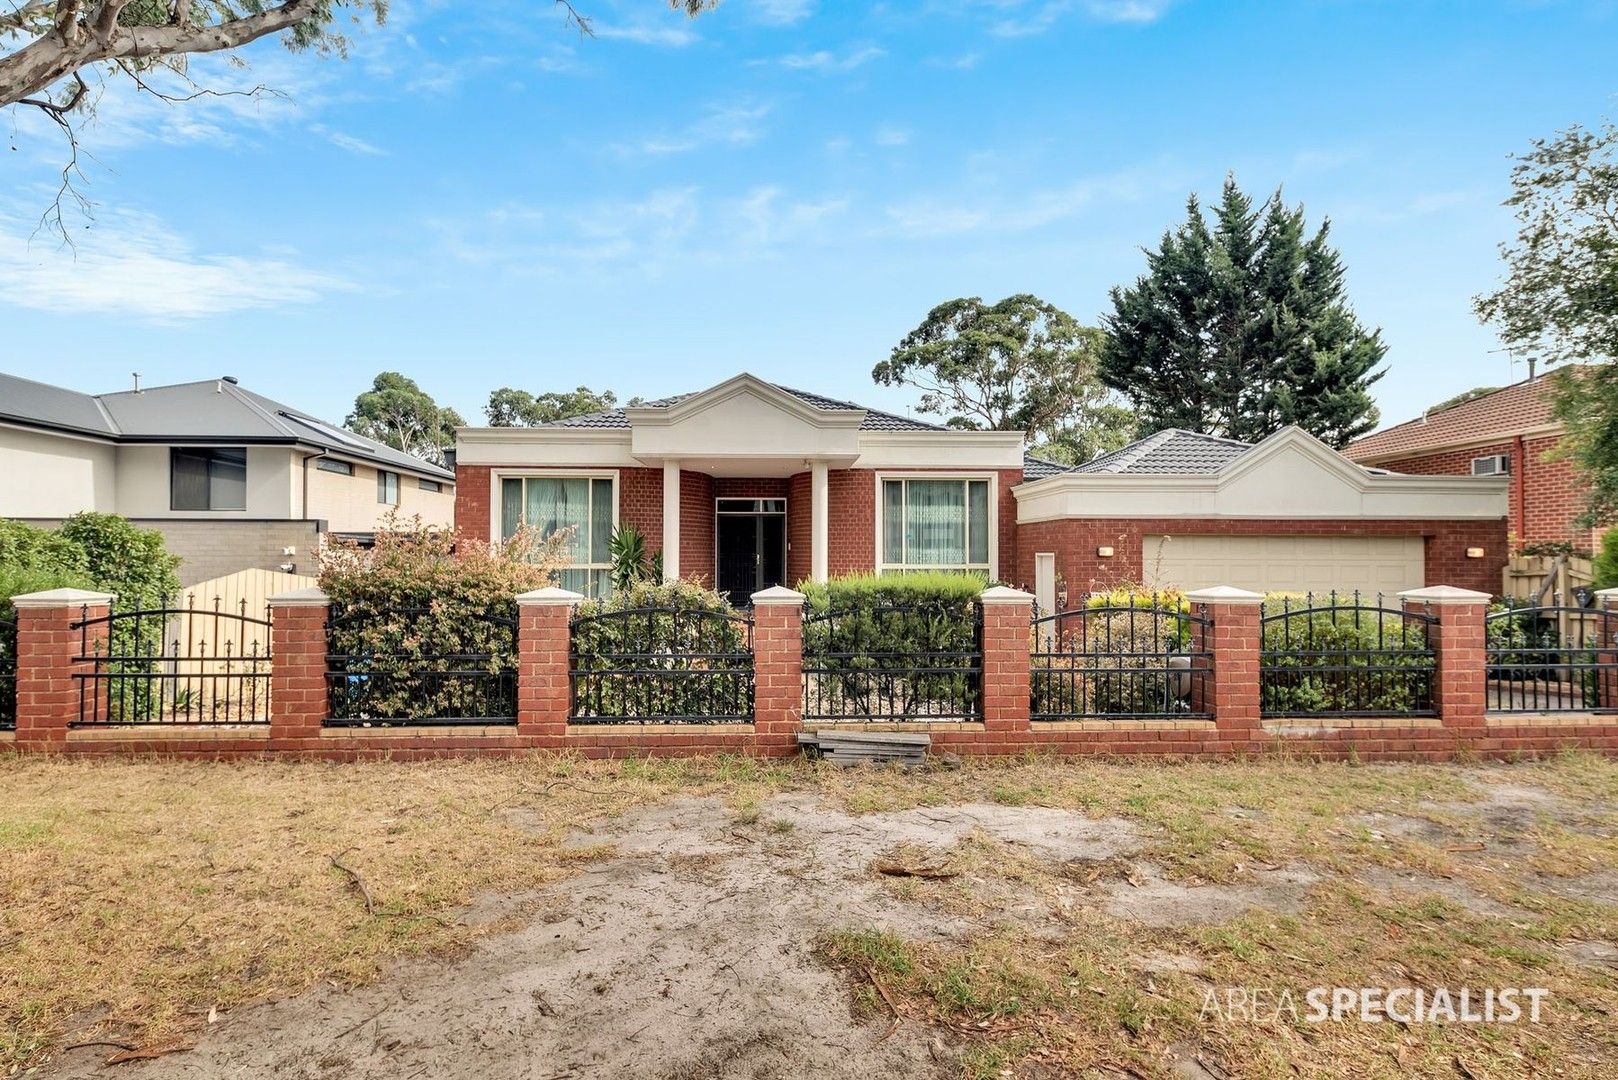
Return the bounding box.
[1260,593,1437,718]
[570,606,754,724]
[0,617,15,731]
[1031,598,1212,721]
[802,601,982,721]
[71,598,272,726]
[1487,605,1618,714]
[326,606,518,726]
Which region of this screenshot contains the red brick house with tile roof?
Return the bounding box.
[455,373,1512,605]
[1343,375,1593,551]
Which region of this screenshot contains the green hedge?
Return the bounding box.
[570,580,751,721]
[800,572,984,718]
[1032,589,1197,718]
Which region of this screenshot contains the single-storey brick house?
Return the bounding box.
[1344,375,1590,550]
[454,373,1510,605]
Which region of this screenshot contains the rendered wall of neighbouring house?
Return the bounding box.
[302,457,455,533]
[113,444,298,520]
[0,425,117,517]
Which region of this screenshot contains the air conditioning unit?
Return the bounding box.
[1471,454,1510,476]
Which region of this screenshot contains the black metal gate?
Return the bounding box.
[1259,593,1437,718]
[71,600,272,726]
[1486,605,1618,714]
[802,601,982,721]
[1031,598,1212,721]
[0,617,15,731]
[569,606,754,723]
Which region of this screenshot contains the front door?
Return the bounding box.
[716,499,787,607]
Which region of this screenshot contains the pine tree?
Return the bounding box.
[1101,176,1385,448]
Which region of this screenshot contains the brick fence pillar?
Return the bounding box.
[268,587,329,749]
[11,588,115,751]
[1185,586,1266,735]
[751,586,805,755]
[1597,589,1618,710]
[516,587,583,745]
[980,585,1034,734]
[1399,586,1492,731]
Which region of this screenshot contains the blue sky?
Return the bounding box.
[3,0,1615,436]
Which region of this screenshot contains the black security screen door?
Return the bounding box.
[716,499,786,607]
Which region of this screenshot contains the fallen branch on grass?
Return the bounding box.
[873,863,958,880]
[330,849,375,915]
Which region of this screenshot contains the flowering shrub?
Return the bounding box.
[319,515,569,722]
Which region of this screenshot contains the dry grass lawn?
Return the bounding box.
[2,749,1616,1078]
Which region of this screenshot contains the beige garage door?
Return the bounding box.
[1143,535,1425,596]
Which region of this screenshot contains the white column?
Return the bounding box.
[662,459,681,582]
[810,460,829,583]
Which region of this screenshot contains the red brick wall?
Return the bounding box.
[1379,435,1588,546]
[787,472,811,586]
[455,465,665,553]
[825,467,1024,580]
[679,470,715,585]
[714,478,789,499]
[1014,516,1509,597]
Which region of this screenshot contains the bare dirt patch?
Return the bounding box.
[46,794,1152,1080]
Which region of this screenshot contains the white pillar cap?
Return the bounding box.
[8,587,116,608]
[751,585,806,607]
[979,585,1035,606]
[1184,585,1266,606]
[516,586,587,607]
[1595,588,1618,601]
[1397,585,1494,606]
[267,587,329,607]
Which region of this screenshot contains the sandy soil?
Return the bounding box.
[45,792,1290,1080]
[43,776,1607,1080]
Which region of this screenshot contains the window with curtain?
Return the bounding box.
[880,477,990,573]
[500,475,615,596]
[170,447,247,511]
[377,470,400,505]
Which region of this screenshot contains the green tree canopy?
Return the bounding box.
[1100,177,1386,448]
[873,293,1136,464]
[345,372,462,466]
[1475,118,1618,526]
[486,386,630,427]
[1427,386,1501,413]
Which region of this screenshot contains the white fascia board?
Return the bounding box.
[1013,470,1510,523]
[454,427,638,467]
[855,430,1025,469]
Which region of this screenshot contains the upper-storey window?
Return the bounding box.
[171,447,247,511]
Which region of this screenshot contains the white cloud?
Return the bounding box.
[875,126,911,147]
[748,0,815,25]
[990,0,1171,37]
[618,103,772,156]
[594,21,700,46]
[311,125,388,156]
[731,186,848,247]
[881,163,1186,238]
[0,208,352,321]
[778,44,885,72]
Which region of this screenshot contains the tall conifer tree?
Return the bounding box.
[1101,177,1385,447]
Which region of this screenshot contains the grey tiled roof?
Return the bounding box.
[539,383,943,432]
[1073,429,1254,475]
[0,373,453,480]
[1021,453,1074,480]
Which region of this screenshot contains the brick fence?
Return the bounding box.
[4,584,1618,762]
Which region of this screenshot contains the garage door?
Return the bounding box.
[1143,535,1424,595]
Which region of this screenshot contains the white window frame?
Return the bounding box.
[873,472,997,578]
[490,469,620,590]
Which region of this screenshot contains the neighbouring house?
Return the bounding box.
[0,372,455,586]
[1344,375,1592,551]
[455,373,1509,606]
